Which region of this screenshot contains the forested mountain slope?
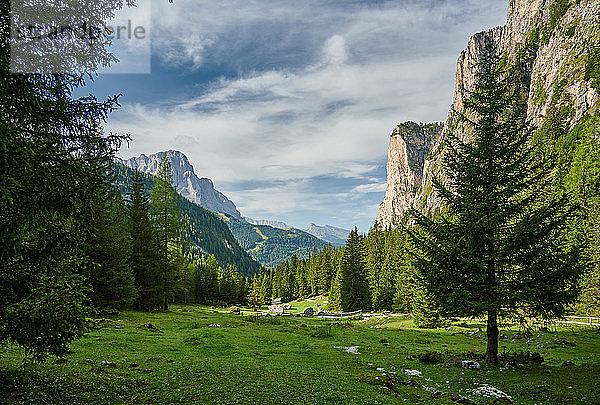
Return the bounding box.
[113,163,261,276]
[220,214,327,268]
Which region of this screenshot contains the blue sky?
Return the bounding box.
[88,0,508,232]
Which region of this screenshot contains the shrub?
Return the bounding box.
[417,351,445,364]
[585,47,600,93]
[499,351,544,366]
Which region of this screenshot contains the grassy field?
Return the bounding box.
[0,304,599,404]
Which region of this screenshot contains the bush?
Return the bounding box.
[499,351,544,366]
[417,351,445,364]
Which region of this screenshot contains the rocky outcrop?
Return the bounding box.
[416,27,504,216]
[124,150,242,219]
[376,122,442,227]
[378,0,600,227]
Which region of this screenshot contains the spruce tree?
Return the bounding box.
[365,225,385,308]
[128,171,162,311]
[85,188,136,310]
[373,231,399,311]
[152,155,182,310]
[337,228,371,312]
[411,43,586,363]
[248,276,263,308]
[194,255,219,304]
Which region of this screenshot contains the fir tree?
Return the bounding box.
[411,43,586,363]
[337,228,371,312]
[128,171,162,311]
[152,155,182,310]
[85,188,136,310]
[194,255,220,304]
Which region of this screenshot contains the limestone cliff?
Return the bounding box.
[124,150,242,219]
[376,122,442,227]
[378,0,600,228]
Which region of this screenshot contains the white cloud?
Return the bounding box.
[154,32,214,71]
[107,0,508,230]
[352,183,387,194]
[323,35,348,67]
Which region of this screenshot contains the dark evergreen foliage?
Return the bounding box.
[84,188,136,310]
[410,43,586,363]
[0,0,129,360]
[127,170,163,311]
[113,163,261,276]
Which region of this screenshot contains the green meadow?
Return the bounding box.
[0,303,598,404]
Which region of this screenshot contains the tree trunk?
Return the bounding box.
[485,309,499,363]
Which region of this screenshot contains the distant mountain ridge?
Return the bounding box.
[123,150,242,219]
[305,224,350,246]
[244,218,290,229]
[222,214,327,268]
[122,150,344,266]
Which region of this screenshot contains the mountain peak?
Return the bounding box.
[125,150,242,219]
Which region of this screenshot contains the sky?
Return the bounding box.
[87,0,509,232]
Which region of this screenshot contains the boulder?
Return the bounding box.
[303,307,315,317]
[461,360,481,369]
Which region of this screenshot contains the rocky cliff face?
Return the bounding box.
[376,122,442,227]
[124,150,242,219]
[378,0,600,228]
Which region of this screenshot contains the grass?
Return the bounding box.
[1,306,599,404]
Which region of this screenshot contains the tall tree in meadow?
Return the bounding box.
[337,228,371,312]
[316,246,334,295]
[365,224,385,307]
[220,264,242,304]
[248,276,263,308]
[564,115,600,315]
[152,155,182,310]
[128,171,162,311]
[411,43,586,363]
[373,231,399,311]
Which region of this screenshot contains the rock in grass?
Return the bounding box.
[461,360,481,369]
[303,307,315,317]
[431,390,445,399]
